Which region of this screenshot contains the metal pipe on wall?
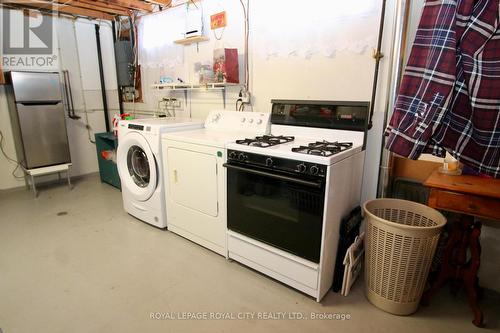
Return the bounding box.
[95,24,111,133]
[368,0,388,131]
[376,0,412,198]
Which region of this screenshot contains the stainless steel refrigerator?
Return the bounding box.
[5,71,71,170]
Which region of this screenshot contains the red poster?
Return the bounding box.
[213,48,239,84]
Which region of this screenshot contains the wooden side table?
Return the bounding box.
[422,170,500,327]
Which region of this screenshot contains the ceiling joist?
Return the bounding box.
[144,0,171,6]
[3,0,116,20]
[55,0,131,16]
[104,0,153,12]
[78,0,132,13]
[1,0,169,21]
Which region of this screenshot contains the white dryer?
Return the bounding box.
[161,111,270,256]
[117,118,203,228]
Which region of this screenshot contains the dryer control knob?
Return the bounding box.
[241,118,246,123]
[256,119,263,125]
[248,118,254,123]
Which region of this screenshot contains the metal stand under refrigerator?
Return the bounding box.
[4,71,72,193]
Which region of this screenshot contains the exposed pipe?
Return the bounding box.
[367,0,388,130]
[112,20,125,116]
[95,24,111,133]
[62,70,80,120]
[376,0,412,198]
[72,19,95,144]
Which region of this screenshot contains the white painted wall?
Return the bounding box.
[0,12,120,190]
[0,86,24,189]
[126,0,381,121]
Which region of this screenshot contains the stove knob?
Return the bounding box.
[265,157,274,167]
[297,163,307,173]
[229,151,237,159]
[238,153,246,161]
[310,165,319,175]
[257,119,263,125]
[241,118,246,123]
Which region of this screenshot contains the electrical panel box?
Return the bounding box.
[114,41,134,87]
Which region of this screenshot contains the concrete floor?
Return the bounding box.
[0,174,498,333]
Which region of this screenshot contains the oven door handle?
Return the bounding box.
[223,163,323,189]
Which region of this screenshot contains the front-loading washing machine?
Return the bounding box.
[117,117,203,228]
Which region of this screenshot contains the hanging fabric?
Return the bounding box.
[385,0,500,177]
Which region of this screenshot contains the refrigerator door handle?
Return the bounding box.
[19,101,60,106]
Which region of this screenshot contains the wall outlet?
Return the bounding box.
[161,98,181,108]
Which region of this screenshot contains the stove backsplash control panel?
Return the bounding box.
[227,150,327,178]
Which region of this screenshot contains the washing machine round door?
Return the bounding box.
[117,132,158,201]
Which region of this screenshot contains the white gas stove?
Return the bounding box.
[224,100,369,301]
[225,126,365,165]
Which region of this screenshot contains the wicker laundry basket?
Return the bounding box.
[363,198,446,315]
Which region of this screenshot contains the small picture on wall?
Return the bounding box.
[213,48,239,84]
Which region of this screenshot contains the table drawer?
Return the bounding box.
[430,189,499,220]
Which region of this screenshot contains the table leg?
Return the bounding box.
[463,221,483,327]
[31,174,37,198]
[67,170,72,190]
[421,220,462,304]
[422,216,484,327]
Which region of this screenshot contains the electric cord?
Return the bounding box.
[0,131,25,179]
[239,0,250,90]
[236,89,243,111]
[213,26,225,40]
[200,0,205,35]
[238,0,252,111]
[72,19,95,144]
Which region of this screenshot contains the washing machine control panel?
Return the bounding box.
[128,124,144,131]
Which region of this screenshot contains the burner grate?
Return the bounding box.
[291,141,353,157]
[236,135,295,148]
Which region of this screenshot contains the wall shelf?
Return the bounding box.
[151,82,240,90]
[174,36,209,45]
[150,82,241,109]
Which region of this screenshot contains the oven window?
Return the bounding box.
[227,167,325,263]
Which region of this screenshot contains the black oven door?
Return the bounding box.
[225,163,325,263]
